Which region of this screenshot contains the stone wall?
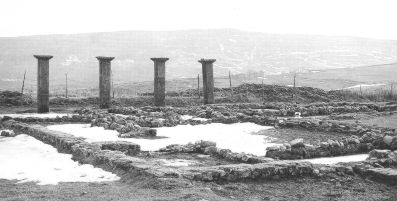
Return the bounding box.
[2,114,91,123]
[76,109,158,138]
[181,161,315,182]
[4,119,396,183]
[264,102,397,117]
[278,118,397,136]
[1,119,327,183]
[353,149,397,184]
[269,117,397,159]
[2,120,160,179]
[159,140,274,164]
[266,127,397,160]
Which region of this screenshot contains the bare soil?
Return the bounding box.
[354,114,397,129]
[1,174,396,201]
[258,128,349,145]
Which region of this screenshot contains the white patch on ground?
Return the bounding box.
[180,115,193,120]
[157,159,197,167]
[47,123,277,156]
[115,114,129,118]
[171,115,208,122]
[192,117,208,121]
[302,154,369,165]
[0,134,119,185]
[47,124,120,142]
[344,83,386,89]
[1,78,18,82]
[0,113,70,119]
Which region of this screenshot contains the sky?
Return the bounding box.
[0,0,396,40]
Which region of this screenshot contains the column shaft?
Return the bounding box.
[97,57,114,108]
[34,55,53,113]
[199,59,216,104]
[151,58,169,106]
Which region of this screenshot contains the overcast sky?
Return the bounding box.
[0,0,396,39]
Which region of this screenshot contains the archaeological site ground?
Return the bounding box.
[0,55,397,201]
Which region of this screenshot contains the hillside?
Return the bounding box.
[1,29,397,92]
[224,63,397,91]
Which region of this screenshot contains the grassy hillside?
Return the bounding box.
[222,63,397,91]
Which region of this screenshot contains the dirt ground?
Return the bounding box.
[258,128,349,145]
[352,114,397,129]
[0,106,79,114]
[1,174,396,201]
[328,112,397,129]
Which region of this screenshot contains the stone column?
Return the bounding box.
[199,59,216,104]
[151,58,169,106]
[96,56,114,109]
[34,55,53,113]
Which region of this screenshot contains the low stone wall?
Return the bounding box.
[75,109,158,138]
[278,118,397,136]
[353,150,397,184]
[95,141,140,156]
[266,136,370,160]
[159,140,274,164]
[263,102,397,117]
[181,161,314,182]
[1,119,330,183]
[108,106,277,126]
[3,114,91,123]
[266,127,397,160]
[2,120,163,179]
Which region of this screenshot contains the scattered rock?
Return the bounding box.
[0,130,15,137]
[391,136,397,150]
[368,149,391,159]
[98,141,141,155]
[383,135,393,146]
[290,138,304,148]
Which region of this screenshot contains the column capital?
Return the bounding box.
[151,58,169,62]
[96,56,115,61]
[198,58,216,64]
[34,55,53,60]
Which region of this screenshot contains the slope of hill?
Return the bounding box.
[224,63,397,91]
[1,29,397,92]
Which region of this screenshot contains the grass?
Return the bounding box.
[333,88,397,102]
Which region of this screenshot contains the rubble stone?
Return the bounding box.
[0,130,16,137]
